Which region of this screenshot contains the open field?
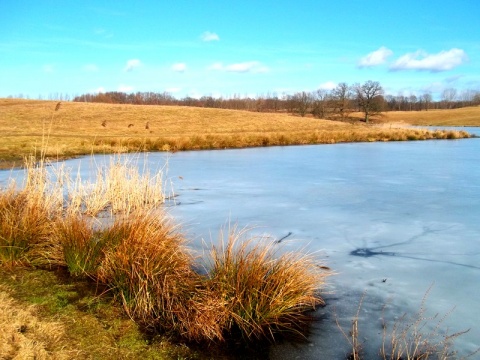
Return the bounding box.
[380,106,480,126]
[1,98,476,168]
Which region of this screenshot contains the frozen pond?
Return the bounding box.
[163,132,480,359]
[1,128,480,358]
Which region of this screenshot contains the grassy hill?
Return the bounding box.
[380,106,480,126]
[1,98,477,168]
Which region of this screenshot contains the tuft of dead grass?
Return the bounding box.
[205,226,330,342]
[0,286,69,359]
[96,210,198,334]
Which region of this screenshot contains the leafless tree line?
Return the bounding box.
[8,83,480,121]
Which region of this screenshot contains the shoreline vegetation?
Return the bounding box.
[1,98,478,169]
[0,154,329,359]
[1,100,479,358]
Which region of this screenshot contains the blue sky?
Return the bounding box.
[1,0,479,100]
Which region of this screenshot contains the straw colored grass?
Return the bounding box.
[0,160,64,268]
[0,285,68,360]
[378,106,480,126]
[205,226,330,342]
[1,99,475,168]
[96,210,198,333]
[65,155,166,216]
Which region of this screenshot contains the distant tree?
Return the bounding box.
[311,89,331,119]
[331,83,353,120]
[290,91,312,117]
[420,93,432,111]
[441,88,457,109]
[354,80,384,123]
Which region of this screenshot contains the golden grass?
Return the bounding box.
[1,99,475,168]
[96,210,197,333]
[0,268,204,359]
[381,106,480,126]
[0,285,69,360]
[205,226,330,342]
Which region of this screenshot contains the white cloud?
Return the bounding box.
[172,63,187,72]
[390,48,467,72]
[93,87,105,93]
[201,31,219,42]
[209,61,269,73]
[358,46,393,68]
[83,64,99,72]
[318,81,337,90]
[124,59,141,72]
[118,84,133,92]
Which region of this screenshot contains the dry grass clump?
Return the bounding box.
[0,160,63,268]
[0,287,68,359]
[204,227,329,342]
[96,210,198,334]
[55,215,109,278]
[66,155,166,216]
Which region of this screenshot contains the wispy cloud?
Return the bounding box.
[94,86,105,93]
[390,48,468,72]
[201,31,219,42]
[172,62,187,72]
[83,64,99,72]
[124,59,141,72]
[210,61,269,73]
[358,46,393,68]
[318,81,337,90]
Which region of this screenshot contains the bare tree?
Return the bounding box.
[354,80,384,123]
[420,92,432,111]
[290,91,312,117]
[331,83,353,120]
[441,88,457,109]
[311,89,331,119]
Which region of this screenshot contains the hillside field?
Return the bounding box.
[1,98,478,168]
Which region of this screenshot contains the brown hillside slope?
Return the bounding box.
[381,106,480,126]
[0,99,474,168]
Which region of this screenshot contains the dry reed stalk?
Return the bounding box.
[335,291,366,360]
[66,155,166,217]
[0,164,63,268]
[380,285,477,360]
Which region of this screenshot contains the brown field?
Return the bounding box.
[380,106,480,126]
[0,98,477,168]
